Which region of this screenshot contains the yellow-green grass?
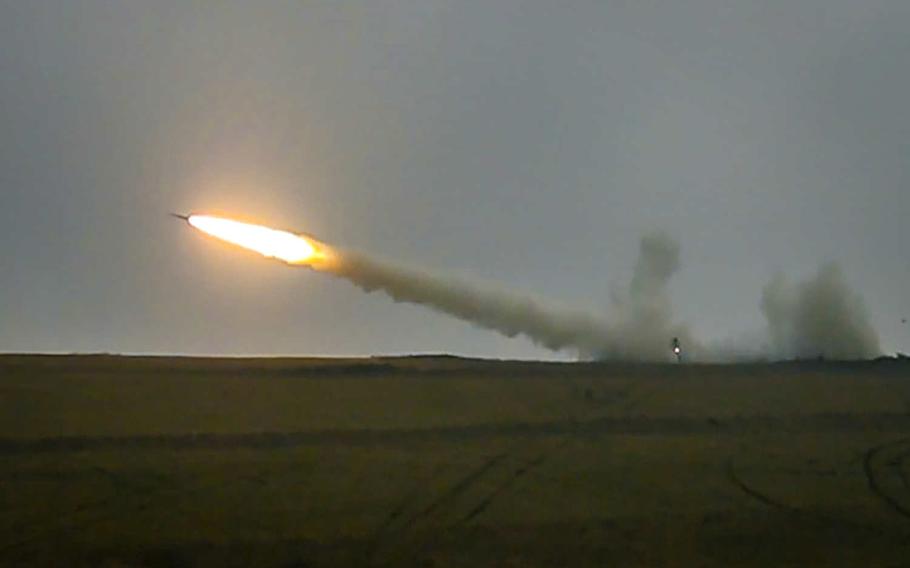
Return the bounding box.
[1,355,909,566]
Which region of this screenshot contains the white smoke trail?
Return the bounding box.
[317,235,880,362]
[326,249,613,355]
[318,232,693,361]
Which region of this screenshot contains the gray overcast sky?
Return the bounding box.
[1,1,908,358]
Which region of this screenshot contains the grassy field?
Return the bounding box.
[1,354,909,566]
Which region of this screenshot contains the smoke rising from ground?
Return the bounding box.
[593,232,696,360]
[760,263,880,360]
[316,234,880,362]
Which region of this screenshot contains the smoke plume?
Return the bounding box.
[326,249,612,354]
[321,232,693,361]
[760,263,880,360]
[318,233,880,362]
[593,232,696,360]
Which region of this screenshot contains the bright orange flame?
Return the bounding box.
[188,215,318,264]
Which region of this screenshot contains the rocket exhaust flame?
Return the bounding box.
[186,215,322,265]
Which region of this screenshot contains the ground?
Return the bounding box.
[1,354,909,566]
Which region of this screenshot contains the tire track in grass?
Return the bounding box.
[726,458,797,512]
[403,453,508,530]
[456,453,549,525]
[366,452,509,566]
[863,438,910,521]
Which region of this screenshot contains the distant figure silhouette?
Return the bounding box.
[672,337,682,363]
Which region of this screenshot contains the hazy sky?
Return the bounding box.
[2,1,908,358]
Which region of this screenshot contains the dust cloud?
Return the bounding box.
[760,263,880,360]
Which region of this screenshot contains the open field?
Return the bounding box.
[1,354,910,566]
